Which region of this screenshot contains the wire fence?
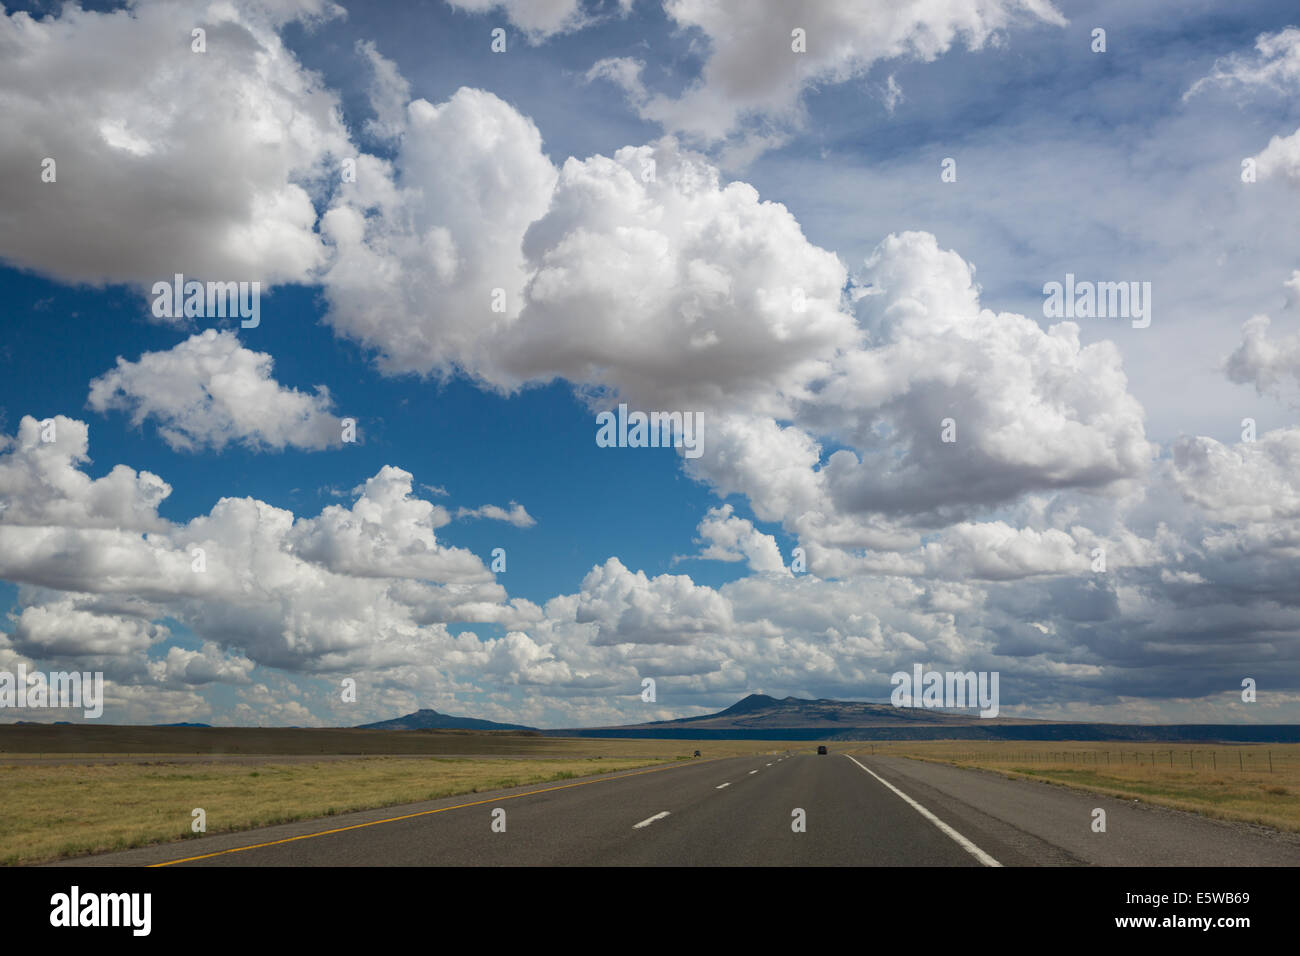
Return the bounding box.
[866,743,1295,774]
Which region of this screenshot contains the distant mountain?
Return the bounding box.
[642,693,1021,730]
[156,722,211,727]
[541,693,1025,740]
[543,693,1300,742]
[356,708,535,732]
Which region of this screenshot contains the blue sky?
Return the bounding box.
[0,272,744,604]
[2,0,1299,728]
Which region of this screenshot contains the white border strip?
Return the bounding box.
[843,754,1002,867]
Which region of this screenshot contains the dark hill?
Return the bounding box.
[638,693,1019,730]
[356,708,535,732]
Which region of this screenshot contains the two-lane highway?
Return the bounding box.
[76,751,1010,866]
[71,749,1300,866]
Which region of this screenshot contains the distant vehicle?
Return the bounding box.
[692,749,701,758]
[817,745,828,755]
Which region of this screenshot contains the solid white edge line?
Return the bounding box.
[633,811,671,829]
[843,754,1003,867]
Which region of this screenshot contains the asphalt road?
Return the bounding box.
[71,751,1300,866]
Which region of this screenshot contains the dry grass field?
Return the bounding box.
[845,740,1300,832]
[0,723,718,756]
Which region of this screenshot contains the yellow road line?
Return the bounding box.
[148,757,728,867]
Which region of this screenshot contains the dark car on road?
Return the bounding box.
[817,745,828,755]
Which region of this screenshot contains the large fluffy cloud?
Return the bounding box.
[812,232,1153,521]
[319,87,559,377]
[680,231,1154,564]
[0,0,352,286]
[500,139,856,408]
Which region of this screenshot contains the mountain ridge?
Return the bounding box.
[356,708,535,732]
[353,695,1300,743]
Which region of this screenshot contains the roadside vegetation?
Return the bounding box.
[856,741,1300,832]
